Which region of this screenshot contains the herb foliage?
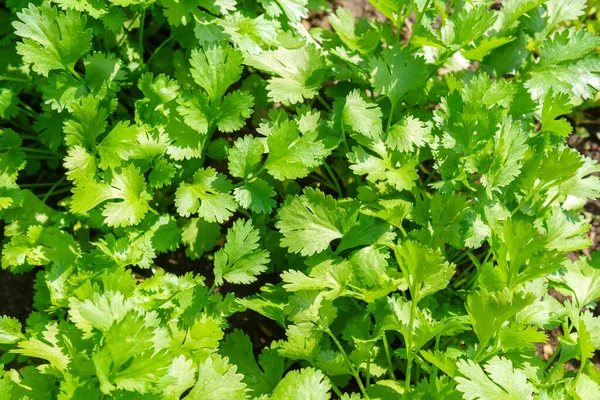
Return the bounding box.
[1,0,600,398]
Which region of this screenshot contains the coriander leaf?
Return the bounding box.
[0,316,23,344]
[467,288,536,349]
[474,117,527,197]
[556,255,600,308]
[265,119,328,181]
[545,0,586,28]
[385,116,430,153]
[541,91,573,138]
[540,28,600,66]
[13,323,70,372]
[0,129,26,188]
[228,135,264,179]
[12,3,92,76]
[369,46,428,106]
[526,56,600,100]
[394,240,455,303]
[341,89,383,139]
[185,355,247,400]
[214,219,270,285]
[271,367,331,400]
[456,356,534,400]
[543,208,591,252]
[244,44,327,104]
[70,164,152,227]
[63,95,108,149]
[220,329,284,396]
[174,167,237,222]
[281,259,353,299]
[348,145,419,192]
[276,187,343,256]
[453,5,497,46]
[96,121,139,169]
[190,44,243,102]
[181,218,221,260]
[234,178,277,214]
[161,356,197,400]
[216,90,254,133]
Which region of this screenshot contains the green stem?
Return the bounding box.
[340,122,350,154]
[138,9,146,69]
[42,176,66,203]
[382,333,396,380]
[0,75,30,83]
[511,182,544,216]
[20,181,69,188]
[316,94,333,113]
[386,102,397,132]
[146,34,174,65]
[405,298,418,392]
[544,343,561,371]
[322,162,343,197]
[68,66,84,83]
[324,327,370,400]
[117,11,141,47]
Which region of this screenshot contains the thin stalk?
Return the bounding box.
[544,343,561,371]
[36,186,71,198]
[42,176,67,203]
[316,94,333,113]
[366,357,371,387]
[323,162,343,197]
[68,66,84,83]
[340,123,350,154]
[382,334,396,380]
[511,182,544,216]
[386,102,396,132]
[138,9,146,68]
[0,75,30,83]
[404,298,418,392]
[20,181,69,188]
[117,11,141,47]
[539,191,561,216]
[146,34,174,65]
[324,327,370,400]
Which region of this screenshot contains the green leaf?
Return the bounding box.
[220,329,284,396]
[556,255,600,308]
[341,89,383,139]
[245,44,327,104]
[12,3,92,76]
[190,44,244,102]
[385,116,430,153]
[214,219,270,285]
[0,316,23,344]
[540,28,600,66]
[70,164,152,227]
[181,218,221,260]
[228,135,264,179]
[467,288,536,348]
[185,354,247,400]
[394,240,455,303]
[456,356,534,400]
[174,167,237,222]
[276,187,343,256]
[369,46,428,106]
[265,119,328,181]
[234,179,277,214]
[271,367,331,400]
[526,56,600,100]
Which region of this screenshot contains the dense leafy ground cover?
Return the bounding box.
[2,0,600,398]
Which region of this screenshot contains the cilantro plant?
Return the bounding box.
[2,0,600,398]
